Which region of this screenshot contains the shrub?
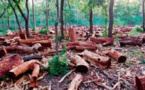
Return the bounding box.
[129,26,143,36]
[39,29,49,35]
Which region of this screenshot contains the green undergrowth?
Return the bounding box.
[44,45,68,76]
[58,30,69,42]
[101,29,108,37]
[39,28,50,35]
[129,26,143,36]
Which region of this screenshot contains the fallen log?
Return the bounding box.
[136,76,145,90]
[90,37,114,46]
[75,46,96,51]
[9,60,37,77]
[16,43,42,54]
[0,54,23,78]
[71,54,89,72]
[62,42,79,46]
[19,33,27,40]
[0,47,7,57]
[23,56,42,61]
[68,28,78,42]
[30,63,40,88]
[108,49,126,63]
[68,74,83,90]
[82,50,111,69]
[78,41,97,48]
[119,38,143,46]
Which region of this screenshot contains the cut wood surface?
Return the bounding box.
[82,50,111,69]
[0,54,23,78]
[135,76,145,90]
[68,74,83,90]
[108,49,127,63]
[0,46,7,57]
[71,54,89,72]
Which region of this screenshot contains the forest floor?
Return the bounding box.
[0,27,145,90]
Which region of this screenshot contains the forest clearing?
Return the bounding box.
[0,0,145,90]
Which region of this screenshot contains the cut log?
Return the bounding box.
[75,46,96,51]
[68,28,78,42]
[108,49,126,63]
[90,37,114,46]
[19,33,27,39]
[9,60,37,77]
[0,47,7,57]
[119,38,143,46]
[68,74,83,90]
[5,46,17,52]
[0,54,23,78]
[71,55,89,73]
[34,40,52,47]
[30,63,40,88]
[62,42,79,46]
[135,76,145,90]
[78,41,97,48]
[82,50,111,69]
[23,56,42,61]
[66,45,76,50]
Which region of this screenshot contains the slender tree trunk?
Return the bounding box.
[104,7,108,29]
[143,0,145,31]
[60,0,64,39]
[89,9,93,34]
[7,10,11,28]
[108,0,114,38]
[127,0,130,25]
[8,0,22,33]
[67,0,71,27]
[32,0,36,31]
[55,0,59,55]
[46,0,49,30]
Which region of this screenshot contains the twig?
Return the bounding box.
[58,69,75,83]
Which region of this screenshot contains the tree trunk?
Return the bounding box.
[46,0,49,30]
[108,0,114,37]
[143,0,145,31]
[32,0,36,31]
[89,9,93,34]
[7,10,11,28]
[8,0,22,33]
[104,7,108,29]
[60,0,64,39]
[55,0,59,55]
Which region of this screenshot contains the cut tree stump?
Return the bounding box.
[0,54,23,78]
[68,74,83,90]
[119,38,143,46]
[71,54,89,72]
[82,50,111,69]
[68,28,78,42]
[90,37,114,46]
[135,76,145,90]
[108,49,126,63]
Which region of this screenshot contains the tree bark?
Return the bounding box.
[8,0,22,33]
[32,0,36,31]
[60,0,64,39]
[46,0,49,30]
[108,0,114,37]
[143,0,145,31]
[89,9,93,34]
[55,0,59,55]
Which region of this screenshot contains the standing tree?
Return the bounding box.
[13,0,30,38]
[60,0,64,39]
[55,0,59,55]
[143,0,145,31]
[108,0,114,37]
[8,0,22,33]
[0,0,7,19]
[32,0,36,31]
[89,8,93,34]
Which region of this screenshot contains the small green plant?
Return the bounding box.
[58,31,69,42]
[39,29,49,35]
[45,45,68,76]
[0,75,8,81]
[129,26,143,36]
[101,29,108,37]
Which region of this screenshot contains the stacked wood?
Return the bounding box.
[68,28,78,42]
[119,38,143,46]
[135,76,145,90]
[0,47,7,57]
[0,54,23,78]
[90,37,114,46]
[71,55,89,72]
[68,74,83,90]
[82,50,111,69]
[115,34,128,39]
[108,49,126,63]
